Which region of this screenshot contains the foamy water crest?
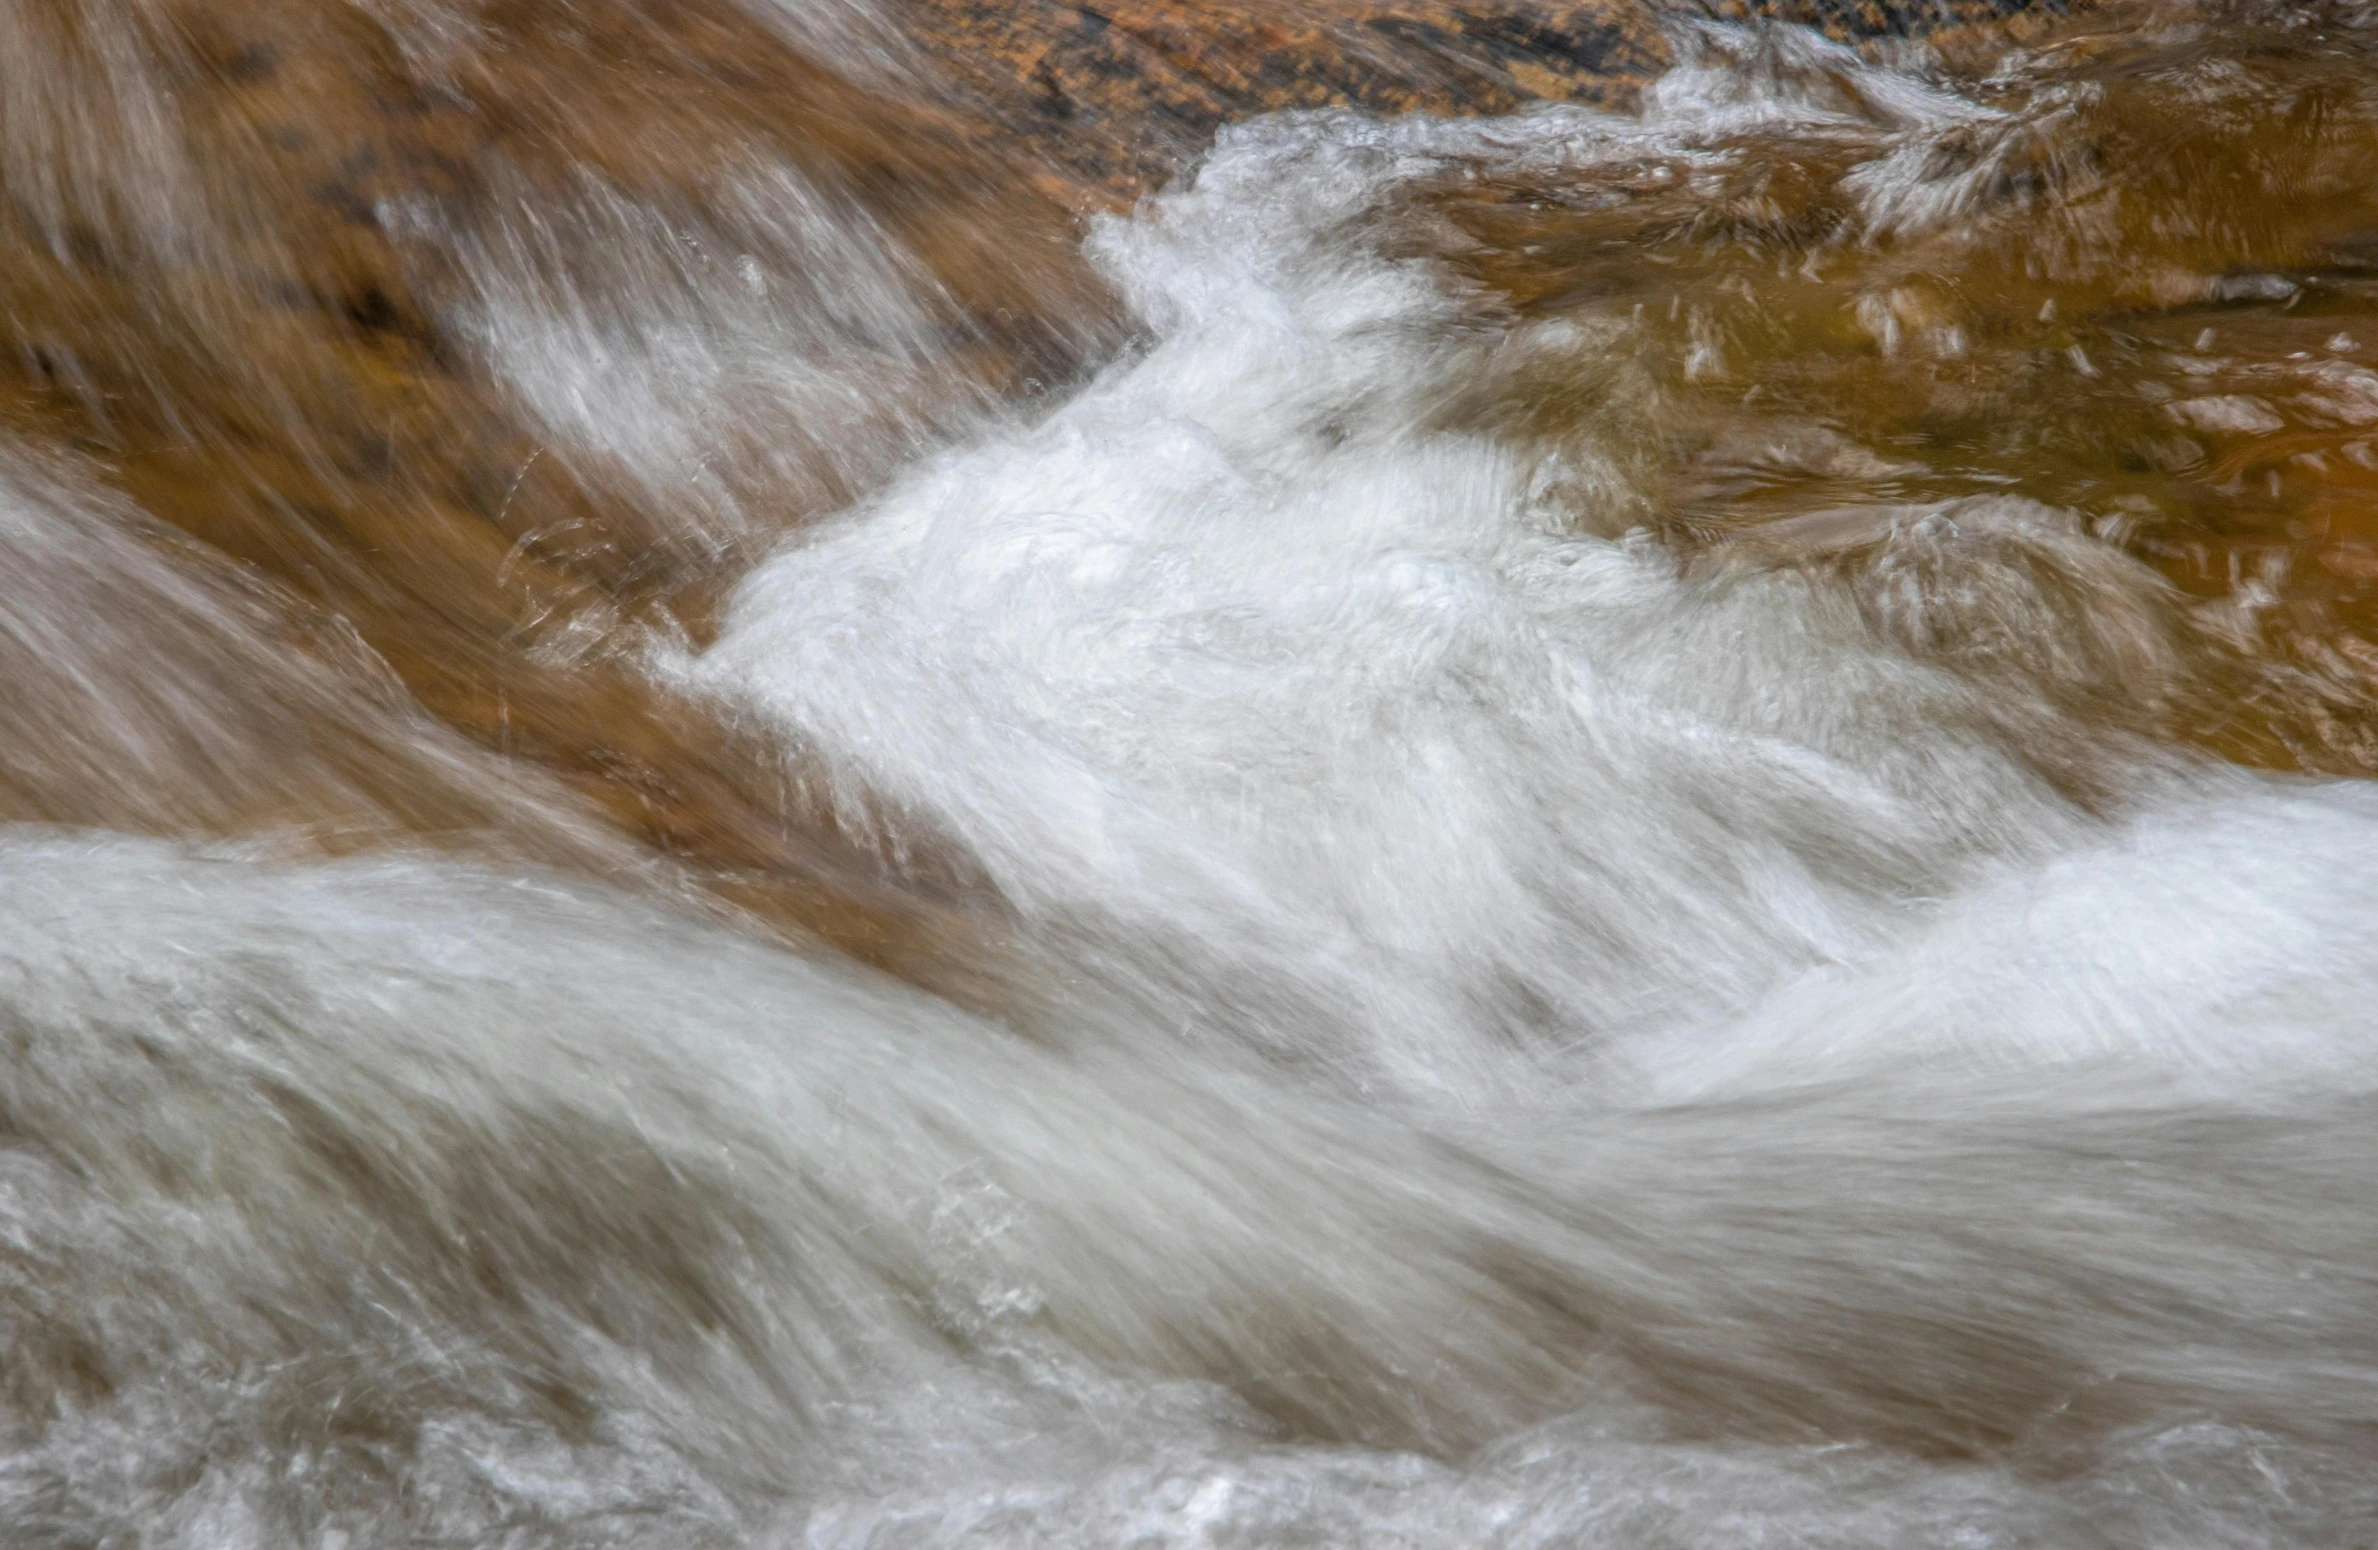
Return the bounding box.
[2,8,2377,1547]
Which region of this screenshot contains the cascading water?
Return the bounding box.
[2,0,2378,1544]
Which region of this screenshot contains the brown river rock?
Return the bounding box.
[907,0,2070,194]
[0,0,2202,972]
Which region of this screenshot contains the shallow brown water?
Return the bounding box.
[0,0,2119,966]
[8,0,2377,957]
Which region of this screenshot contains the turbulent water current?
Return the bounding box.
[8,0,2378,1544]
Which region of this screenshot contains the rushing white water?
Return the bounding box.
[685,30,2343,1105]
[456,159,983,551]
[3,9,2378,1547]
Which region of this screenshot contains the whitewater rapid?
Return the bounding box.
[1,9,2376,1547]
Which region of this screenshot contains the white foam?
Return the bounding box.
[688,90,2257,1101]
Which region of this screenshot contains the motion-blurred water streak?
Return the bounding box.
[3,1,2378,1544]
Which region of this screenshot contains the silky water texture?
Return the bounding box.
[4,6,2378,1547]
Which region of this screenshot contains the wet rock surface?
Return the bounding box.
[0,0,2080,947]
[906,1,2070,193]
